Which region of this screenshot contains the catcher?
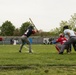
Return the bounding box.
[52,33,71,54]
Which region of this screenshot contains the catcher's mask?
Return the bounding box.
[59,33,63,37]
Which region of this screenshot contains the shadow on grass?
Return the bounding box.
[0,64,76,70]
[0,65,37,70]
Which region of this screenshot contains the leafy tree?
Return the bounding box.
[39,32,51,37]
[13,28,20,36]
[0,26,1,35]
[50,13,76,36]
[59,21,68,32]
[50,28,59,36]
[20,22,31,35]
[70,13,76,30]
[1,20,15,36]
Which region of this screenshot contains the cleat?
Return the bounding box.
[59,52,63,54]
[19,50,21,53]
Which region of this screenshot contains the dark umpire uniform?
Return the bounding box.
[59,26,76,54]
[19,26,36,53]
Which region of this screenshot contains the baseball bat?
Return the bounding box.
[29,18,38,31]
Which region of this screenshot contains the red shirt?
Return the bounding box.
[56,36,67,44]
[0,37,3,41]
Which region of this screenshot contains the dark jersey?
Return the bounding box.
[24,28,35,37]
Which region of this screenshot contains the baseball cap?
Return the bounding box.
[63,25,69,30]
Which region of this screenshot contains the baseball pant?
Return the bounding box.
[19,35,32,53]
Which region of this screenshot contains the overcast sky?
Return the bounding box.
[0,0,76,31]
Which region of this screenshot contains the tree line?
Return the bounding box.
[0,13,76,36]
[50,13,76,36]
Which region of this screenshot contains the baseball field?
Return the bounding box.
[0,44,76,75]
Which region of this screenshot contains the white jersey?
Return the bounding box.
[64,29,76,37]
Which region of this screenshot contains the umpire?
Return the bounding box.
[59,25,76,54]
[19,25,36,53]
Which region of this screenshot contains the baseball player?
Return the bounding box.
[59,25,76,54]
[52,33,70,53]
[19,25,37,53]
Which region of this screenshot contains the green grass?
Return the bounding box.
[0,44,76,75]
